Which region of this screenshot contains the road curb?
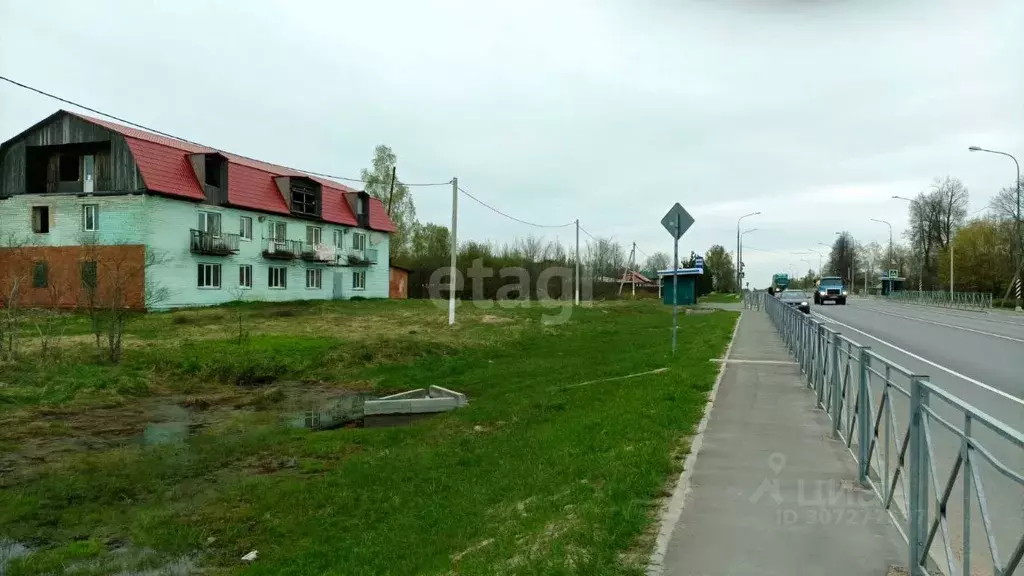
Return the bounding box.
[645,310,744,575]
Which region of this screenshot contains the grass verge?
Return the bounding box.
[0,299,736,575]
[697,292,741,304]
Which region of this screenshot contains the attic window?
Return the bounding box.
[59,154,80,182]
[290,180,321,216]
[204,155,223,187]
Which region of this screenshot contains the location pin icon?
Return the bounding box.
[768,452,786,475]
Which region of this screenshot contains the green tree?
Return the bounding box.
[360,145,417,257]
[704,244,736,293]
[408,223,450,267]
[939,218,1012,294]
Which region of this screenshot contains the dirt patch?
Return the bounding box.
[0,382,374,479]
[481,314,513,324]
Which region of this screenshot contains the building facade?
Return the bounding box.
[0,111,394,310]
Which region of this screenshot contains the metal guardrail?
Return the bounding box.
[885,290,993,310]
[763,293,1023,576]
[743,289,765,311]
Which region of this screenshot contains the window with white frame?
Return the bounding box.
[270,221,287,241]
[198,211,221,236]
[352,232,366,251]
[269,266,287,289]
[83,204,99,232]
[306,268,322,289]
[197,263,222,289]
[239,265,252,289]
[239,216,252,240]
[334,229,345,247]
[306,226,322,245]
[352,270,366,290]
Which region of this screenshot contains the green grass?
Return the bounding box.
[0,299,736,575]
[697,292,741,303]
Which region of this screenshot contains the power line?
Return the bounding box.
[578,224,599,242]
[0,74,450,188]
[457,187,574,229]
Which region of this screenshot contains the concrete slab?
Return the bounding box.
[660,311,907,576]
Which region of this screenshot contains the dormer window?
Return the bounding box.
[290,178,321,217]
[204,154,223,187]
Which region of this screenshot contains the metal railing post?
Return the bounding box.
[817,326,826,406]
[858,345,871,484]
[831,331,842,438]
[908,376,930,575]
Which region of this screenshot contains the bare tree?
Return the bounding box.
[0,234,35,361]
[930,176,969,250]
[79,238,169,363]
[643,252,671,274]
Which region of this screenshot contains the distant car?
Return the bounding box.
[814,276,847,305]
[779,290,811,314]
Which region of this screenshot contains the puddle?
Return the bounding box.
[140,405,196,446]
[0,540,30,575]
[287,393,374,431]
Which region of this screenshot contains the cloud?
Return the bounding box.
[1,0,1021,286]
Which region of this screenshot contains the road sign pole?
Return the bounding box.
[672,213,679,356]
[660,202,694,357]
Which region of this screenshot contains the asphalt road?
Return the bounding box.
[806,296,1023,572]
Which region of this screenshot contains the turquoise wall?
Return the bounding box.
[0,193,391,309]
[146,196,390,309]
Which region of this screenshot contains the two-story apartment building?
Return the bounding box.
[0,110,394,309]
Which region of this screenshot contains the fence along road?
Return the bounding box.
[761,292,1023,576]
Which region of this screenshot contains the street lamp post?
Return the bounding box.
[969,146,1021,311]
[807,248,824,278]
[736,212,760,291]
[871,218,893,271]
[892,196,925,294]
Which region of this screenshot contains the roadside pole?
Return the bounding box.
[448,177,458,325]
[672,220,679,355]
[661,203,695,356]
[574,219,580,306]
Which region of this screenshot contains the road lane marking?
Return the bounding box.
[851,304,1024,344]
[864,299,1024,328]
[810,311,1023,407]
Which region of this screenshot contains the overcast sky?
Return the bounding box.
[2,1,1022,285]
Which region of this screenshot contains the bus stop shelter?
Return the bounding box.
[657,268,703,305]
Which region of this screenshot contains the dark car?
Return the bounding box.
[779,290,811,314]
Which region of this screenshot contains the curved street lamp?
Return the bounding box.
[969,146,1021,310]
[871,218,893,270]
[736,212,760,290]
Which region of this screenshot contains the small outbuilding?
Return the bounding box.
[657,267,704,306]
[389,266,411,299]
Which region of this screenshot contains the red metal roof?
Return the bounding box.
[65,111,389,231]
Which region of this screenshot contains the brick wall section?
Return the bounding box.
[0,245,146,309]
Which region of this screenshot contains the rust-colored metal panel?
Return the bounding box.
[389,267,408,299]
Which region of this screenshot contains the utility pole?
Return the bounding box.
[618,242,637,297]
[950,240,954,297]
[386,166,397,216]
[448,177,458,326]
[574,219,580,306]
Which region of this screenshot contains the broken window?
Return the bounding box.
[32,206,50,233]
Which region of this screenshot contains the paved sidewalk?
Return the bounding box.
[661,310,906,576]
